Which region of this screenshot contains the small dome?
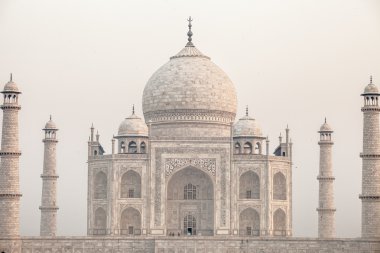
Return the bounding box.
[319,121,333,132]
[363,76,379,95]
[118,113,148,137]
[44,116,58,130]
[3,81,20,93]
[234,114,263,137]
[363,83,379,94]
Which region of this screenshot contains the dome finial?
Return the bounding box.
[245,105,249,116]
[186,16,194,47]
[132,104,135,115]
[325,117,327,123]
[10,73,12,82]
[50,115,52,121]
[370,75,373,84]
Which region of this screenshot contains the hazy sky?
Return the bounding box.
[0,0,379,238]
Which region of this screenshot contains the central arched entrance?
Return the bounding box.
[166,166,214,236]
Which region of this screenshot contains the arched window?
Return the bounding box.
[254,142,261,154]
[234,142,241,154]
[184,183,196,200]
[243,142,252,154]
[273,172,286,200]
[239,171,260,199]
[239,208,260,236]
[273,208,286,236]
[184,215,196,235]
[94,172,107,199]
[120,207,141,235]
[120,141,125,153]
[94,150,98,156]
[128,141,137,153]
[121,170,141,198]
[94,207,107,234]
[140,142,146,153]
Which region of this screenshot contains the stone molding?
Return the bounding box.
[317,176,335,180]
[0,151,22,156]
[0,193,22,198]
[164,158,216,178]
[359,194,380,200]
[360,153,380,158]
[361,107,380,112]
[145,109,235,124]
[0,104,21,110]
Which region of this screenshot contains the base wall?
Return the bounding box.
[1,237,379,253]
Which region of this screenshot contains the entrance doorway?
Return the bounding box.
[184,215,196,235]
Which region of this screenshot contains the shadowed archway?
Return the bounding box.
[166,166,214,236]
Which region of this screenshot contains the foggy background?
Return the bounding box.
[0,0,379,238]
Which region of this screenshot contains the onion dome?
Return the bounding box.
[319,118,333,132]
[117,107,148,137]
[233,107,263,137]
[2,74,21,93]
[43,115,58,130]
[362,76,379,95]
[142,18,237,124]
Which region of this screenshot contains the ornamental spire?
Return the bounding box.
[186,16,194,47]
[245,105,249,116]
[10,73,12,82]
[370,75,373,84]
[132,104,135,115]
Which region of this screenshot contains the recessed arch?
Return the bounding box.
[234,142,241,154]
[243,142,252,154]
[121,170,141,198]
[120,207,141,235]
[273,208,286,236]
[254,142,261,154]
[273,172,286,200]
[128,141,137,153]
[140,142,146,153]
[239,208,260,236]
[94,207,106,235]
[239,171,260,199]
[94,171,107,199]
[166,166,214,236]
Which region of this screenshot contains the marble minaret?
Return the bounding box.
[360,76,380,238]
[39,116,59,236]
[317,118,336,238]
[0,74,22,237]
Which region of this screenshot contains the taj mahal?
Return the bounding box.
[0,19,379,253]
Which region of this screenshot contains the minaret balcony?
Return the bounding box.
[0,104,21,110]
[360,153,380,158]
[359,194,380,200]
[0,151,22,156]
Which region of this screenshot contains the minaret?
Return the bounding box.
[39,116,59,236]
[317,118,336,238]
[360,76,380,238]
[0,74,22,237]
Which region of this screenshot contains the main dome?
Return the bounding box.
[142,33,237,123]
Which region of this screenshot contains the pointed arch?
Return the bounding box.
[239,171,260,199]
[234,142,241,154]
[128,141,137,153]
[94,172,107,199]
[239,208,260,236]
[121,170,141,198]
[243,142,252,154]
[94,207,107,235]
[120,207,141,235]
[273,172,287,200]
[254,142,261,154]
[273,208,286,236]
[140,142,146,153]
